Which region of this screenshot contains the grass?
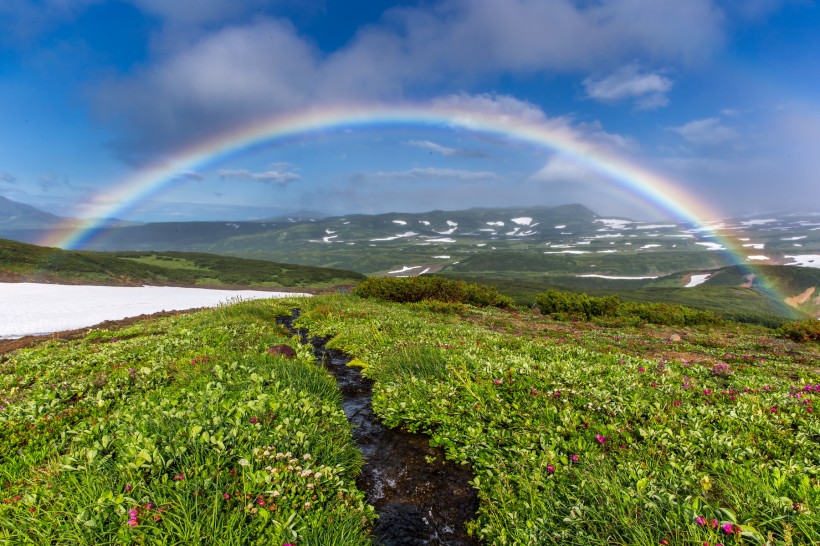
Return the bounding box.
[0,298,373,544]
[290,295,820,545]
[0,238,365,290]
[2,292,818,544]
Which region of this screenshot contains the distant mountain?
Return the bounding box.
[0,196,64,230]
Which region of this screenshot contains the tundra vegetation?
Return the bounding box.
[1,283,818,545]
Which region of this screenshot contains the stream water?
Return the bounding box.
[278,311,480,545]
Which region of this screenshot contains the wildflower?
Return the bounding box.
[696,516,706,526]
[125,485,132,492]
[493,379,502,385]
[722,523,734,534]
[571,454,579,462]
[673,401,681,406]
[239,458,250,467]
[250,417,259,424]
[174,474,185,481]
[703,389,711,395]
[638,366,646,373]
[547,465,555,474]
[770,406,778,413]
[223,493,230,499]
[660,540,669,545]
[595,434,606,444]
[711,519,719,528]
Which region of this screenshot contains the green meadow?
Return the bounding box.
[2,285,818,544]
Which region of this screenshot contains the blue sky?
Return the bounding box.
[1,0,818,222]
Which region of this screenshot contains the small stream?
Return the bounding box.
[278,311,480,546]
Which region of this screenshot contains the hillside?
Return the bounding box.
[1,294,817,544]
[0,238,365,289]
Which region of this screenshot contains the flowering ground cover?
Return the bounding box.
[0,298,373,544]
[287,296,819,545]
[2,294,818,545]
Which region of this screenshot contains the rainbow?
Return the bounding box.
[39,102,777,295]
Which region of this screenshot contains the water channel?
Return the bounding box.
[278,311,480,545]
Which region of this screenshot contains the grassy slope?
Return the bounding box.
[2,295,818,544]
[0,298,373,544]
[293,295,820,545]
[0,238,365,289]
[443,262,820,324]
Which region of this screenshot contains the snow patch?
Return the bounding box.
[486,221,504,226]
[388,265,423,274]
[747,255,769,261]
[696,242,725,251]
[392,220,407,226]
[639,244,661,249]
[782,236,806,241]
[595,218,631,229]
[432,255,451,259]
[740,218,777,226]
[742,243,765,250]
[511,217,532,226]
[0,284,308,339]
[685,274,711,288]
[554,225,566,229]
[370,231,419,241]
[784,255,820,268]
[425,237,456,243]
[636,224,676,229]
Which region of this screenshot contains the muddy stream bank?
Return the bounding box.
[278,311,480,545]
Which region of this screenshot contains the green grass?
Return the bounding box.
[0,297,373,544]
[290,295,820,545]
[3,290,819,545]
[0,238,365,290]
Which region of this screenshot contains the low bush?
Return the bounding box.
[778,319,820,342]
[535,289,720,326]
[353,276,513,308]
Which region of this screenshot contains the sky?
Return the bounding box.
[1,0,819,223]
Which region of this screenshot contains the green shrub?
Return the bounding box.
[535,289,720,326]
[353,276,513,308]
[618,301,720,326]
[778,319,820,342]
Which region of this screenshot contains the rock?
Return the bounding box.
[267,344,297,359]
[668,333,682,342]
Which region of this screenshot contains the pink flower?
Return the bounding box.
[770,406,777,413]
[493,379,502,385]
[722,523,734,534]
[673,401,681,406]
[125,485,132,492]
[703,389,711,395]
[223,493,230,499]
[595,434,606,444]
[571,454,579,462]
[547,465,555,474]
[250,417,259,424]
[711,519,719,528]
[696,516,706,526]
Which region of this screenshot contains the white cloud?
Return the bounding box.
[529,156,603,185]
[406,139,486,158]
[360,167,499,182]
[671,117,738,146]
[0,172,17,184]
[92,0,727,156]
[583,65,673,109]
[218,164,301,186]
